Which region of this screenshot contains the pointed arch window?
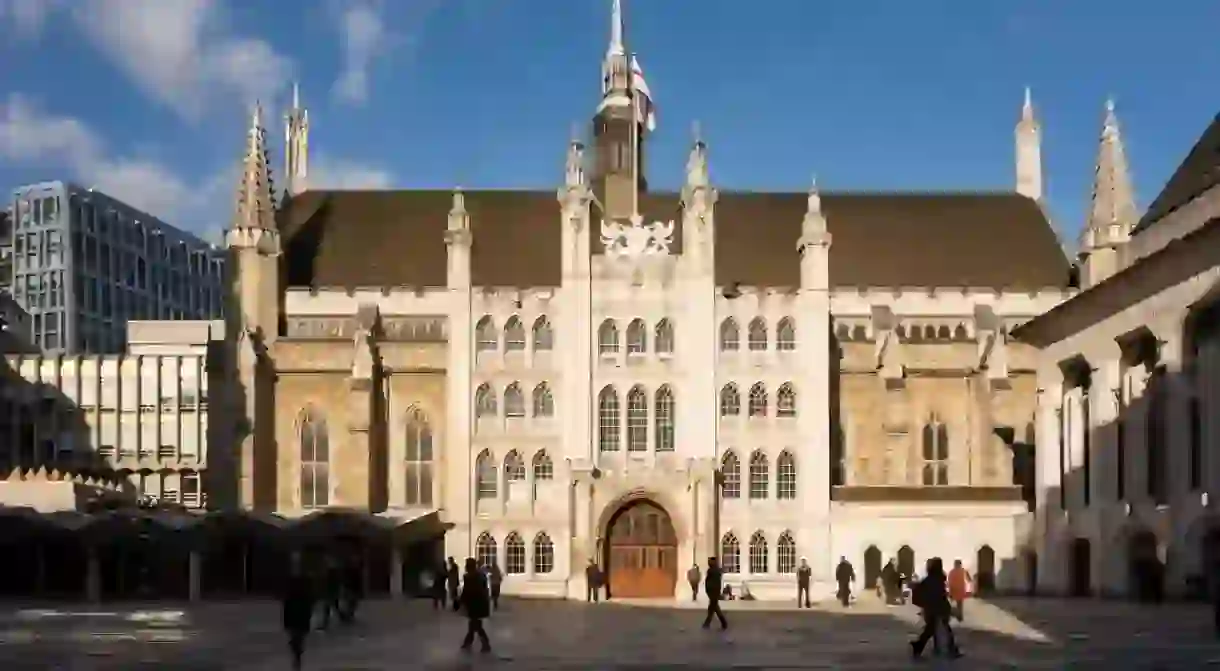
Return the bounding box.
[721,532,741,574]
[719,318,740,352]
[626,318,647,354]
[404,407,433,506]
[598,319,619,355]
[533,532,555,574]
[921,415,949,486]
[476,449,497,499]
[748,317,768,351]
[720,383,741,417]
[532,316,554,351]
[776,317,796,351]
[655,385,675,452]
[504,450,526,482]
[504,383,525,418]
[474,383,496,418]
[475,316,497,353]
[298,408,329,509]
[749,450,769,499]
[721,451,741,499]
[776,383,797,418]
[532,450,554,481]
[531,383,554,417]
[748,531,769,574]
[776,450,797,500]
[503,316,526,351]
[598,385,621,452]
[476,533,497,569]
[505,532,526,574]
[748,383,768,417]
[654,319,674,355]
[776,532,797,574]
[627,385,648,452]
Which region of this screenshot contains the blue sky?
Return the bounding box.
[1,0,1218,246]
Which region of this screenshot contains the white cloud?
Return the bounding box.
[0,0,61,38]
[311,154,394,189]
[68,0,293,121]
[333,1,387,106]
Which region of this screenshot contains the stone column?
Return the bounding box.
[188,551,201,602]
[86,547,101,603]
[1153,318,1191,500]
[390,547,404,597]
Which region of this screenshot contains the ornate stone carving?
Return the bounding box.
[380,317,447,342]
[286,317,354,339]
[350,304,379,381]
[601,214,675,259]
[870,305,905,386]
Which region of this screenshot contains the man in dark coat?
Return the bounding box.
[796,557,813,608]
[910,557,962,659]
[341,555,363,623]
[687,564,701,602]
[487,560,503,611]
[459,557,493,653]
[432,560,448,609]
[835,556,856,607]
[318,555,343,629]
[585,560,602,603]
[447,557,461,612]
[881,559,900,605]
[701,557,728,630]
[282,560,315,671]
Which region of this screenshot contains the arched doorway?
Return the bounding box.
[897,545,915,577]
[604,499,677,599]
[1127,530,1162,602]
[1069,538,1091,597]
[976,545,996,595]
[863,545,882,588]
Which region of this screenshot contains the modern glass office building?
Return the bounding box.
[2,181,226,353]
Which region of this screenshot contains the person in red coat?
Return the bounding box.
[947,559,972,622]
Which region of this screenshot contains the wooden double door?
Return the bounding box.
[605,500,677,599]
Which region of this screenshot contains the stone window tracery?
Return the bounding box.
[505,532,526,574]
[598,385,621,452]
[504,316,526,352]
[749,450,769,499]
[475,383,496,418]
[654,319,674,354]
[721,451,741,499]
[626,318,647,354]
[719,383,741,417]
[298,407,329,509]
[504,450,526,482]
[476,316,497,353]
[476,449,497,499]
[627,385,648,452]
[719,318,740,351]
[404,407,433,506]
[598,319,619,355]
[655,385,675,452]
[776,450,796,500]
[776,317,796,351]
[721,532,741,573]
[748,317,768,351]
[776,532,797,574]
[533,533,555,574]
[532,383,554,417]
[748,383,768,417]
[776,383,797,417]
[921,414,949,486]
[476,533,497,569]
[504,383,525,418]
[532,316,554,350]
[748,530,769,574]
[532,450,554,480]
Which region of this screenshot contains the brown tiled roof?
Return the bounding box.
[278,189,1069,290]
[1136,113,1220,233]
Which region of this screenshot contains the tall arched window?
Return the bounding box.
[505,532,526,574]
[503,383,525,418]
[922,414,949,486]
[598,319,619,355]
[776,531,797,573]
[748,382,768,417]
[476,533,497,569]
[776,317,796,351]
[654,319,674,354]
[748,531,769,574]
[776,450,796,500]
[532,450,554,481]
[627,385,648,452]
[721,532,741,573]
[532,316,554,351]
[655,385,675,452]
[504,450,526,482]
[298,408,329,509]
[404,407,433,506]
[598,386,621,452]
[532,383,554,417]
[476,449,497,499]
[475,316,497,353]
[719,318,739,351]
[503,316,526,352]
[474,383,496,418]
[749,450,769,499]
[721,451,741,499]
[533,532,555,574]
[748,317,768,351]
[626,318,647,354]
[776,383,797,417]
[719,384,741,417]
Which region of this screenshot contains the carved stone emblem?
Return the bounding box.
[601,214,675,260]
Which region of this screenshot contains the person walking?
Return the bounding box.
[318,555,343,630]
[585,560,602,603]
[701,557,728,630]
[687,564,701,602]
[834,556,856,607]
[796,557,812,608]
[947,559,972,622]
[282,559,315,671]
[910,557,962,660]
[880,559,900,605]
[446,557,461,612]
[487,560,503,611]
[431,560,448,610]
[458,558,493,653]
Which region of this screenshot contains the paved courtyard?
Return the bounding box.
[0,596,1217,669]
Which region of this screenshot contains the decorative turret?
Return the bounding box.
[1015,86,1043,202]
[230,103,278,236]
[798,177,832,291]
[284,83,309,198]
[1079,97,1137,288]
[680,124,715,269]
[446,188,472,289]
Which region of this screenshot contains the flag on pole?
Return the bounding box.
[630,55,657,132]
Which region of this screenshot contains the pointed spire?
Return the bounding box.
[802,175,828,237]
[1086,96,1137,233]
[807,176,823,218]
[447,186,471,236]
[285,84,309,197]
[565,131,586,189]
[232,101,277,232]
[685,121,708,188]
[1022,86,1034,123]
[1015,86,1043,202]
[609,0,625,57]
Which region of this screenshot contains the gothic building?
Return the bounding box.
[218,2,1080,600]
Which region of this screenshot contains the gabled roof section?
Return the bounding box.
[1136,112,1220,233]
